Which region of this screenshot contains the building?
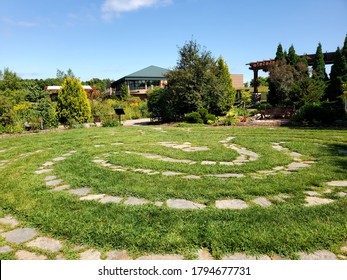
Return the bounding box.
[45,85,93,100]
[230,74,244,91]
[108,65,169,100]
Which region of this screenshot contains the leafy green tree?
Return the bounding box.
[163,40,235,119]
[0,68,23,92]
[56,77,91,124]
[312,43,327,81]
[147,87,175,121]
[209,56,235,115]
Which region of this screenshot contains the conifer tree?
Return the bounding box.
[287,45,298,67]
[57,77,91,124]
[312,43,326,81]
[275,43,284,61]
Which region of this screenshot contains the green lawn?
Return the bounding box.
[0,125,346,259]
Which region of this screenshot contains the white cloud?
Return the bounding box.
[101,0,172,19]
[2,17,39,28]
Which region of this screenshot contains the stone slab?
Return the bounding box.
[16,250,47,260]
[26,237,62,253]
[222,253,256,260]
[51,185,71,191]
[208,173,244,178]
[107,250,131,260]
[53,157,66,161]
[68,188,92,196]
[137,254,184,260]
[80,194,106,201]
[252,197,272,207]
[166,199,206,209]
[341,246,347,253]
[124,197,148,205]
[183,175,201,179]
[45,175,57,181]
[99,196,123,204]
[0,215,19,227]
[215,199,249,209]
[43,161,54,166]
[46,179,63,187]
[162,171,183,176]
[303,191,321,196]
[0,245,13,253]
[299,250,337,260]
[35,169,53,174]
[1,228,37,244]
[80,249,101,260]
[327,181,347,187]
[201,161,216,165]
[198,249,214,260]
[305,197,334,206]
[287,162,310,170]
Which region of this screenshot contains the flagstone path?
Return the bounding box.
[1,215,346,260]
[1,137,346,260]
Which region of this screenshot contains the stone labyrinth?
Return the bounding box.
[33,134,347,210]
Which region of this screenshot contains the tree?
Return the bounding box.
[163,39,235,119]
[119,83,130,101]
[287,45,298,67]
[0,68,23,92]
[312,43,326,81]
[326,46,347,101]
[275,43,285,61]
[209,56,235,115]
[56,77,91,124]
[268,59,296,106]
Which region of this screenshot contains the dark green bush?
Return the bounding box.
[185,112,203,123]
[293,102,345,125]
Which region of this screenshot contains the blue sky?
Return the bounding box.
[1,0,346,83]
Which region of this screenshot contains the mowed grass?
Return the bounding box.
[0,125,346,259]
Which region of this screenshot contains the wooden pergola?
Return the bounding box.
[246,52,335,93]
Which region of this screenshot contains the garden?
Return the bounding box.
[0,125,346,260]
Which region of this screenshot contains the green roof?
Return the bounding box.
[118,65,170,82]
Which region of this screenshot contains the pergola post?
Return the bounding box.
[253,69,259,93]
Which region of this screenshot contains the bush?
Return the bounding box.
[102,117,120,127]
[185,112,203,123]
[57,77,91,124]
[205,113,216,124]
[292,102,345,125]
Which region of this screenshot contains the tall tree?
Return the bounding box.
[209,56,235,115]
[275,43,285,61]
[56,77,91,124]
[287,45,298,67]
[312,43,326,81]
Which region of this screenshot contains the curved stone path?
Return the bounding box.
[31,146,347,211]
[1,137,346,260]
[1,215,346,260]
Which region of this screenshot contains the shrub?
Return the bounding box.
[292,102,345,125]
[205,113,216,124]
[57,77,91,124]
[185,112,203,123]
[102,117,120,127]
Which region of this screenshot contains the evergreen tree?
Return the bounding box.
[275,43,284,60]
[209,56,235,115]
[287,45,298,67]
[56,77,91,124]
[119,83,130,101]
[327,46,347,101]
[312,43,326,81]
